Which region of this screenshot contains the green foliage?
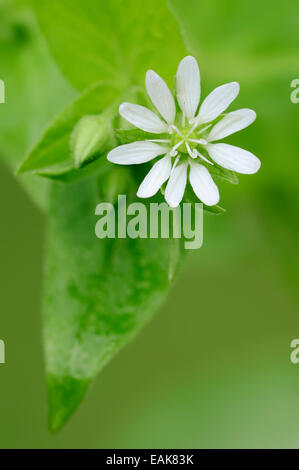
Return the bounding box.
[17,82,119,177]
[0,0,75,208]
[32,0,186,91]
[45,176,184,431]
[34,157,108,184]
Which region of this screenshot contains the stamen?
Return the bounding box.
[172,155,180,170]
[170,139,184,157]
[189,138,208,145]
[197,124,212,135]
[193,149,214,165]
[187,121,212,138]
[185,142,197,159]
[186,118,201,136]
[170,124,183,138]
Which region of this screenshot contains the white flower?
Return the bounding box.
[107,56,261,208]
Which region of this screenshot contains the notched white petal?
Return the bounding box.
[206,143,261,174]
[207,108,256,141]
[146,70,176,124]
[189,162,219,206]
[137,155,172,198]
[197,82,240,124]
[119,102,168,133]
[165,162,188,208]
[176,56,201,120]
[107,141,168,165]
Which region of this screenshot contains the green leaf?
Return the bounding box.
[17,82,120,175]
[34,156,109,183]
[45,174,185,431]
[32,0,186,91]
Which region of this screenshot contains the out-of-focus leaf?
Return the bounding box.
[45,175,185,431]
[32,0,186,91]
[0,0,75,209]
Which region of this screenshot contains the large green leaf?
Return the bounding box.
[45,175,184,431]
[32,0,186,91]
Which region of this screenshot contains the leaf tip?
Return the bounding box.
[47,374,90,432]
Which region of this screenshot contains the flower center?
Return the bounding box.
[168,123,212,164]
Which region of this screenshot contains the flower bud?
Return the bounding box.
[71,114,112,168]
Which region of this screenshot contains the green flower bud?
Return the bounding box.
[70,114,112,169]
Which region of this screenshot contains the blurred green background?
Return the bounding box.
[1,0,299,448]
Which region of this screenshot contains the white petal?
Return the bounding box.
[197,82,240,124]
[119,102,168,133]
[207,108,256,141]
[189,162,219,206]
[145,70,176,124]
[176,56,201,119]
[206,143,261,174]
[165,162,188,208]
[107,142,168,165]
[137,155,172,198]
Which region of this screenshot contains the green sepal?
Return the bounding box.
[209,164,239,185]
[115,129,169,145]
[202,204,226,214]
